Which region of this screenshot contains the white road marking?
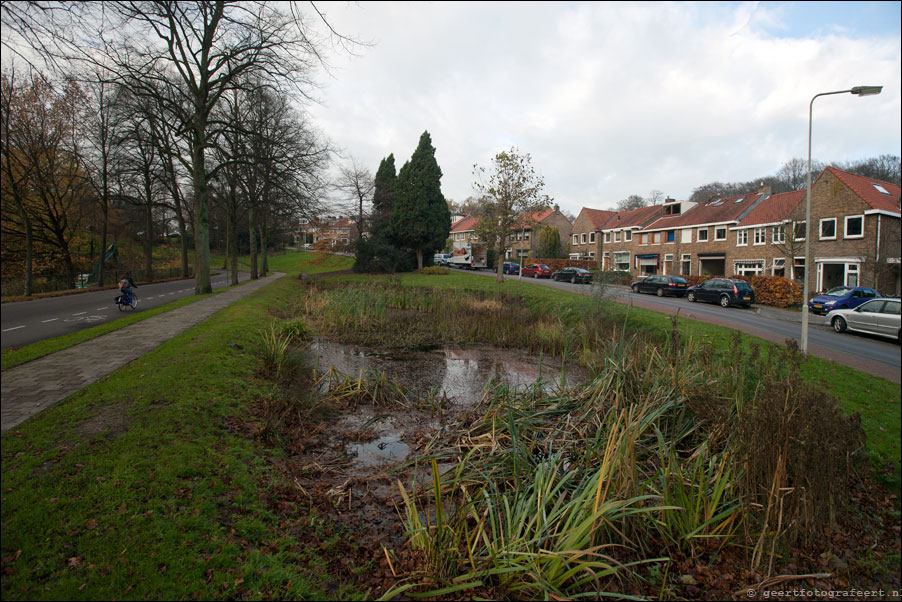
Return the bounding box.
[42,318,60,323]
[2,325,25,332]
[72,312,86,316]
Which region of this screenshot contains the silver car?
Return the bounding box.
[825,298,901,344]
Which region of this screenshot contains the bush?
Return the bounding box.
[419,266,450,275]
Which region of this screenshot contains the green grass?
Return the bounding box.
[1,272,362,601]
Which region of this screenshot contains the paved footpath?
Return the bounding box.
[1,272,285,432]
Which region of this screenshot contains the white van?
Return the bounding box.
[433,253,451,266]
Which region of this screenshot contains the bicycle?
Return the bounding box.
[115,290,138,311]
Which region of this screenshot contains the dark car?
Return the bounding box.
[807,286,879,315]
[630,275,688,297]
[521,263,552,278]
[552,267,593,284]
[686,278,755,308]
[502,261,520,275]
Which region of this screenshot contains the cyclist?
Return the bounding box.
[118,273,137,304]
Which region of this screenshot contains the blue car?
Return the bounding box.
[502,262,520,275]
[808,286,880,315]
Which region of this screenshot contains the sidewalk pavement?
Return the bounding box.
[1,272,285,432]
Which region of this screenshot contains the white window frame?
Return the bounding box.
[753,227,766,246]
[623,230,632,242]
[640,233,649,245]
[603,232,610,243]
[794,221,807,242]
[733,259,764,276]
[653,232,662,244]
[588,251,596,259]
[844,215,864,239]
[714,227,727,241]
[697,228,709,242]
[680,253,691,276]
[771,257,786,276]
[614,251,630,272]
[819,218,837,241]
[572,234,578,245]
[590,232,596,244]
[581,232,587,244]
[772,224,785,244]
[681,229,692,244]
[736,230,748,246]
[613,231,619,243]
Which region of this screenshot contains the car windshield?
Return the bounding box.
[734,282,752,291]
[824,287,854,297]
[540,265,550,270]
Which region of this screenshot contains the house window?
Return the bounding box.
[581,233,587,244]
[753,228,766,245]
[734,260,764,276]
[603,232,611,243]
[714,227,727,241]
[844,215,864,239]
[697,228,709,242]
[624,230,632,242]
[666,231,675,243]
[588,251,595,259]
[793,257,806,281]
[681,254,691,275]
[772,225,785,244]
[640,233,649,245]
[819,218,836,240]
[653,232,662,244]
[572,234,578,245]
[794,221,806,241]
[681,229,692,243]
[590,232,596,244]
[524,231,530,240]
[771,257,785,277]
[613,232,620,243]
[736,230,748,246]
[614,251,630,271]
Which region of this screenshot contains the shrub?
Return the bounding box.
[418,266,450,275]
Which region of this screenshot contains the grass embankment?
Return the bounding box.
[1,252,359,600]
[1,262,898,600]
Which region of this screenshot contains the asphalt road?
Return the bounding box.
[467,268,901,382]
[1,272,249,350]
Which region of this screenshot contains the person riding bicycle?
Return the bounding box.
[118,273,137,304]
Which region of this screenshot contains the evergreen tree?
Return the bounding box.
[390,131,451,269]
[538,226,562,259]
[373,154,397,217]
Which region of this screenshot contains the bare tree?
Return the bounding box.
[473,148,552,283]
[6,1,350,293]
[334,158,374,244]
[616,194,647,212]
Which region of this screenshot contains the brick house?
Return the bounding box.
[449,215,489,265]
[727,189,806,279]
[805,167,900,295]
[297,216,358,249]
[569,208,616,260]
[506,207,572,260]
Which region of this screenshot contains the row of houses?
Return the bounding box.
[451,166,901,295]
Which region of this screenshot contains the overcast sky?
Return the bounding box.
[307,1,901,216]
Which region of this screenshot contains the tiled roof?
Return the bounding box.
[601,205,662,229]
[451,215,479,232]
[513,209,555,229]
[737,190,805,226]
[578,207,617,229]
[819,166,901,214]
[643,194,763,230]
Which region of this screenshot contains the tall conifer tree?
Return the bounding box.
[391,131,451,269]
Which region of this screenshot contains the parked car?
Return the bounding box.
[521,263,552,278]
[807,286,880,315]
[433,253,452,267]
[502,261,520,275]
[631,275,688,297]
[826,298,901,343]
[686,278,755,308]
[552,267,593,284]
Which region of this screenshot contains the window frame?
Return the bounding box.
[714,227,727,241]
[736,229,748,246]
[819,217,837,241]
[697,228,709,242]
[844,215,864,239]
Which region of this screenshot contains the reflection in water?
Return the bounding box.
[308,341,581,469]
[309,341,574,404]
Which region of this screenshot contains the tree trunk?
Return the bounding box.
[416,248,423,270]
[144,171,153,282]
[192,119,212,294]
[496,241,504,283]
[249,205,258,280]
[258,222,268,276]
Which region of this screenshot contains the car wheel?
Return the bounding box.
[571,275,577,284]
[719,295,730,308]
[832,316,847,333]
[632,284,640,293]
[656,287,664,297]
[687,291,696,302]
[533,273,538,279]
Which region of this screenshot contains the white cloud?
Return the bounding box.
[308,1,901,215]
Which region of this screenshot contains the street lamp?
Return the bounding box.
[801,85,882,355]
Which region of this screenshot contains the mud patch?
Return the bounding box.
[74,402,129,439]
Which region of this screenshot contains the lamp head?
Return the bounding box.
[851,86,883,96]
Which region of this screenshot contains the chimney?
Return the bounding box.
[758,183,772,196]
[664,197,675,204]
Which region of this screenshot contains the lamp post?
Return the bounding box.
[801,85,882,355]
